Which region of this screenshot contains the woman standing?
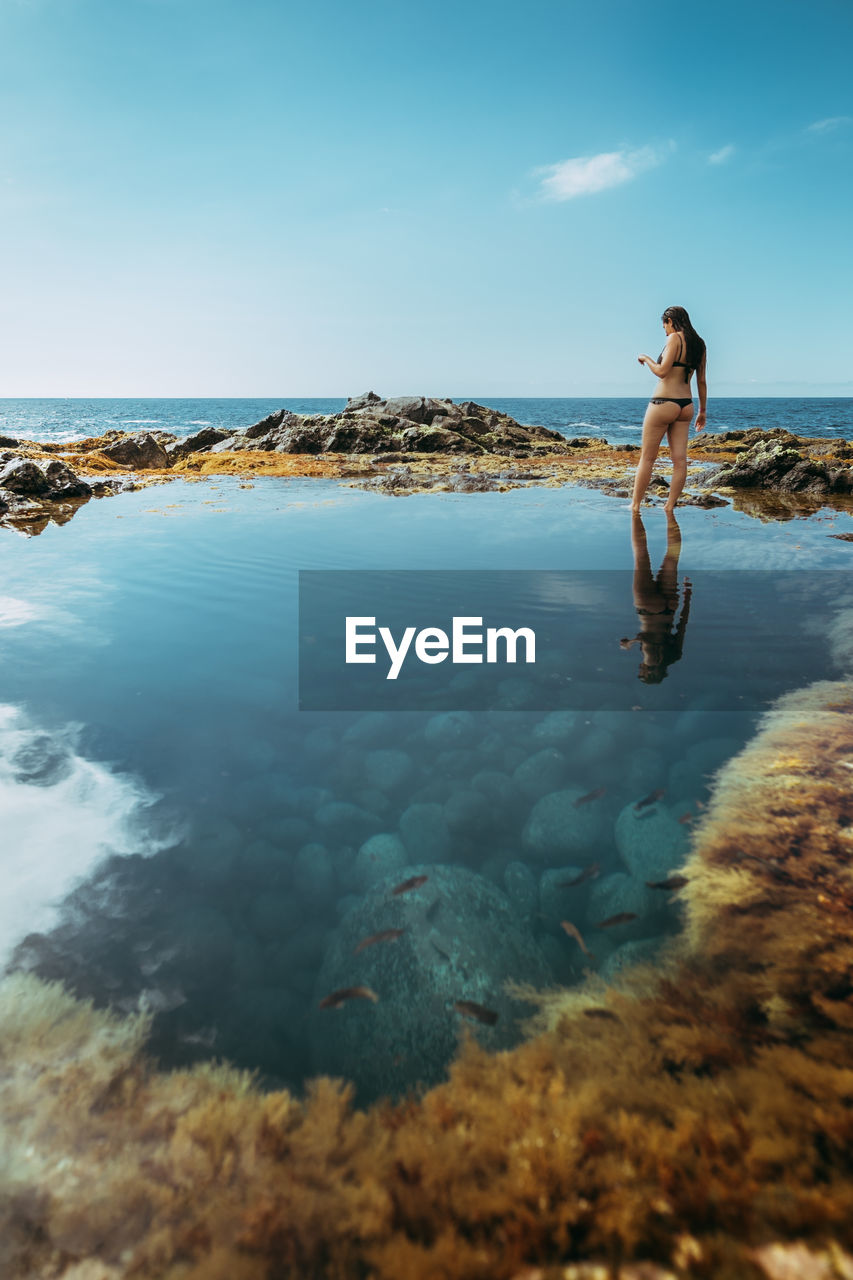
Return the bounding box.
[631,306,707,513]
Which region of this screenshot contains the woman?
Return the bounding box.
[631,305,707,514]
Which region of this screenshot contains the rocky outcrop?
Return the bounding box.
[0,453,98,535]
[179,394,572,458]
[100,431,170,468]
[707,431,853,496]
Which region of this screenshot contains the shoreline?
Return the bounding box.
[4,415,853,535]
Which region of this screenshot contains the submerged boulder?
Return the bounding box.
[309,863,553,1103]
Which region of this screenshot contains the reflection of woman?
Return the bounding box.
[620,512,691,684]
[632,305,707,513]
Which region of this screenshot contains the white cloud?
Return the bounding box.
[534,144,672,201]
[708,144,735,165]
[807,116,853,133]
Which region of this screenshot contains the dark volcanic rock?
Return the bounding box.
[43,460,92,498]
[167,426,232,458]
[101,432,169,468]
[0,459,51,496]
[177,394,578,458]
[0,435,20,447]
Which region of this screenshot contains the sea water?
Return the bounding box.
[1,395,851,448]
[1,471,853,1099]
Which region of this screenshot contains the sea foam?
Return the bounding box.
[0,703,175,966]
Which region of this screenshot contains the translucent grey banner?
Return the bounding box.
[298,570,848,711]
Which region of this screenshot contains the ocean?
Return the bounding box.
[1,396,851,449]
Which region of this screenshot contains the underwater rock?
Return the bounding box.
[600,935,664,983]
[512,748,569,801]
[530,710,581,744]
[522,788,607,862]
[538,865,588,925]
[309,863,553,1103]
[314,800,381,842]
[614,798,689,885]
[363,748,413,792]
[503,860,538,925]
[292,843,335,901]
[398,801,452,862]
[423,710,478,748]
[585,871,660,943]
[352,832,408,892]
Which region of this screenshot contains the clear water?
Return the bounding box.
[1,395,851,448]
[2,477,853,1100]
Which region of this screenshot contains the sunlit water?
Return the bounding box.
[1,395,851,448]
[2,478,853,1100]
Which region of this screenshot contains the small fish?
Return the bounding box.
[557,862,601,888]
[582,1007,620,1022]
[677,812,694,825]
[453,1000,499,1026]
[596,912,638,928]
[354,927,405,954]
[560,920,592,956]
[646,874,689,891]
[391,874,429,896]
[695,799,706,810]
[634,788,665,811]
[574,787,606,808]
[318,985,379,1010]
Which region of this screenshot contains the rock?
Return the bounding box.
[345,391,382,411]
[0,434,21,447]
[512,748,568,801]
[314,801,381,842]
[586,871,659,940]
[522,788,607,862]
[424,711,477,748]
[0,459,51,496]
[43,460,92,498]
[538,865,588,924]
[363,749,413,792]
[600,936,665,983]
[245,409,303,440]
[308,863,553,1103]
[292,843,335,901]
[101,432,169,468]
[399,802,452,862]
[504,860,538,924]
[531,711,580,745]
[443,788,492,836]
[167,426,232,457]
[352,832,408,892]
[614,800,689,884]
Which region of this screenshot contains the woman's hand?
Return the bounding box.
[695,411,706,433]
[637,354,651,366]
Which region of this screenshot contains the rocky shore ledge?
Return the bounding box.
[2,393,853,533]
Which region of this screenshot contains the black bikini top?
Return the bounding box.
[658,334,690,381]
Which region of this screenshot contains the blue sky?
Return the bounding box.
[1,0,851,396]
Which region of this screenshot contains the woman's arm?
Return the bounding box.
[695,352,708,431]
[637,333,678,378]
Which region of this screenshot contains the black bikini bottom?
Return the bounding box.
[650,397,693,408]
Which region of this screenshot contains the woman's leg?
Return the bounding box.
[663,406,694,513]
[631,401,681,512]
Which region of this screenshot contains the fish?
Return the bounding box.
[354,927,405,954]
[318,985,379,1010]
[595,912,638,928]
[557,862,601,888]
[574,787,606,807]
[646,874,689,891]
[582,1007,620,1022]
[634,788,665,811]
[453,1000,499,1026]
[560,920,592,956]
[677,812,694,825]
[391,874,429,896]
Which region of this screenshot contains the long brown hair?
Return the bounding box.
[662,305,706,378]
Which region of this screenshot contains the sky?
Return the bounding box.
[0,0,851,397]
